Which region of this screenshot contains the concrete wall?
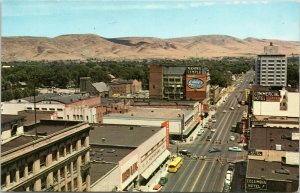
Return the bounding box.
[253,92,299,117]
[286,152,299,165]
[91,166,120,191]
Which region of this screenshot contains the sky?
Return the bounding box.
[2,0,299,41]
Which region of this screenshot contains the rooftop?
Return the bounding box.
[2,120,83,154]
[18,110,56,126]
[247,160,298,181]
[90,146,133,184]
[1,114,25,126]
[89,124,162,147]
[163,66,187,75]
[249,126,299,152]
[92,82,109,92]
[104,107,192,119]
[252,116,299,126]
[21,93,94,104]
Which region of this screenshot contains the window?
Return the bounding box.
[10,169,16,184]
[73,115,76,120]
[52,150,57,162]
[67,115,69,120]
[53,171,58,185]
[73,161,77,173]
[1,173,6,188]
[152,85,155,89]
[11,125,18,136]
[57,117,63,120]
[81,137,85,147]
[80,115,83,120]
[40,154,46,168]
[86,116,89,121]
[57,108,63,111]
[49,108,55,111]
[60,168,65,180]
[72,141,76,152]
[27,107,32,110]
[19,165,25,179]
[41,177,47,190]
[42,108,47,111]
[35,108,40,110]
[73,178,77,188]
[28,161,33,175]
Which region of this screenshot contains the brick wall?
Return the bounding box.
[149,66,163,99]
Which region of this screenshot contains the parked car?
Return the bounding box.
[211,129,216,133]
[208,147,221,153]
[228,146,242,152]
[237,104,241,108]
[212,119,217,123]
[151,184,162,192]
[158,177,168,186]
[230,135,235,141]
[223,110,227,113]
[179,150,192,156]
[230,107,234,110]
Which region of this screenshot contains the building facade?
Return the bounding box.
[108,79,142,97]
[149,65,210,101]
[255,43,287,87]
[1,119,91,192]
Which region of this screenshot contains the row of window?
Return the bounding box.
[66,115,89,121]
[261,59,285,62]
[26,107,63,111]
[141,137,166,163]
[1,136,87,189]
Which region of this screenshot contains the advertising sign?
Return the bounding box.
[248,151,263,156]
[186,75,206,92]
[253,91,280,101]
[161,121,170,149]
[186,67,202,75]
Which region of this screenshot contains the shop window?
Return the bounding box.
[57,108,63,111]
[40,154,46,168]
[52,150,58,162]
[10,169,16,184]
[28,161,33,175]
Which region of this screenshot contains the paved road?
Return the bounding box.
[163,71,254,192]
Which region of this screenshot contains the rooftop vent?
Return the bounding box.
[102,138,106,143]
[129,126,134,130]
[275,168,290,175]
[275,144,282,151]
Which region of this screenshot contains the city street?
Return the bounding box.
[163,71,254,192]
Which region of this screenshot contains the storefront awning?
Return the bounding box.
[141,150,170,180]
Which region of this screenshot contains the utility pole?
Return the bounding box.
[34,84,37,137]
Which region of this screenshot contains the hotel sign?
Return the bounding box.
[246,178,267,190]
[186,67,202,75]
[253,91,280,102]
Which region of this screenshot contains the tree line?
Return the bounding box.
[2,58,256,101]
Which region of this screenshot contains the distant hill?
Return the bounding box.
[2,34,299,62]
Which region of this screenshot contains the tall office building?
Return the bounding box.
[255,42,287,87]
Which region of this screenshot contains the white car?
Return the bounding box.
[230,107,234,110]
[212,119,217,123]
[228,146,242,152]
[211,129,216,133]
[237,104,241,108]
[223,110,227,113]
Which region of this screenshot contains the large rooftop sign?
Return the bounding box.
[253,91,280,102]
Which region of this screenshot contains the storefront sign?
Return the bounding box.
[246,178,267,190]
[161,121,170,149]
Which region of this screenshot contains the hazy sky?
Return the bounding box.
[3,0,299,40]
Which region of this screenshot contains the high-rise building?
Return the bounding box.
[255,42,287,87]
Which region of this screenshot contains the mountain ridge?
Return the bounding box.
[2,34,299,62]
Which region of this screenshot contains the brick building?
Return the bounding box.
[108,79,142,97]
[149,65,210,101]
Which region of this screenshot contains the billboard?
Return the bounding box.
[186,74,206,92]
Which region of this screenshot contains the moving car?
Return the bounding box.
[170,140,177,145]
[230,107,234,110]
[158,177,168,186]
[208,147,221,153]
[179,150,192,156]
[237,104,241,108]
[230,136,235,141]
[212,119,217,123]
[223,110,227,113]
[206,135,212,141]
[228,146,242,152]
[211,129,216,133]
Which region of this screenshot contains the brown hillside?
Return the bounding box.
[2,34,299,61]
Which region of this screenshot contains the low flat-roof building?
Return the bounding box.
[1,120,91,192]
[89,124,170,191]
[103,105,200,139]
